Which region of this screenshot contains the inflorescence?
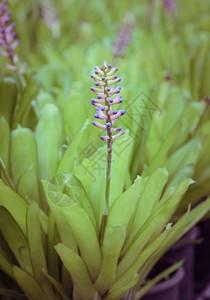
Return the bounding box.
[90,61,126,141]
[0,1,19,70]
[113,11,135,58]
[40,0,60,39]
[162,0,177,18]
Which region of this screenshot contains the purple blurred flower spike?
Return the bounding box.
[162,0,177,18]
[0,1,25,73]
[40,0,61,39]
[113,11,136,58]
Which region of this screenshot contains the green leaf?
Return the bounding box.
[43,180,102,281]
[0,115,10,170]
[55,243,98,300]
[57,120,90,174]
[54,173,97,230]
[0,288,27,299]
[47,211,59,280]
[107,176,146,232]
[0,180,27,234]
[109,134,134,206]
[42,180,78,253]
[62,94,88,137]
[61,205,102,281]
[12,77,38,130]
[0,207,32,273]
[0,253,13,277]
[94,225,126,295]
[104,273,139,300]
[124,168,168,249]
[114,197,210,292]
[42,268,71,300]
[10,126,39,203]
[27,201,55,299]
[74,145,107,228]
[117,178,193,278]
[35,103,62,181]
[133,260,184,299]
[0,78,17,126]
[13,266,49,300]
[143,122,180,175]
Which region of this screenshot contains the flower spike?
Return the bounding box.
[0,2,18,66]
[90,61,126,141]
[0,0,26,74]
[90,61,126,241]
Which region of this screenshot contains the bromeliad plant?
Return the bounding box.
[0,57,210,300]
[0,3,210,298]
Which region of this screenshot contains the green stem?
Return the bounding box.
[100,75,113,243]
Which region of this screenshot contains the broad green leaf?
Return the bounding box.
[43,180,102,280]
[13,266,49,300]
[0,158,14,190]
[54,173,97,230]
[27,201,55,299]
[0,253,13,277]
[55,243,98,300]
[143,122,180,175]
[125,168,168,249]
[12,77,38,130]
[42,180,78,253]
[57,120,91,174]
[0,207,32,274]
[0,78,17,126]
[114,197,210,291]
[35,103,62,181]
[62,94,88,137]
[74,145,106,228]
[137,197,210,286]
[107,176,147,232]
[0,115,10,170]
[162,87,186,139]
[42,269,71,300]
[94,225,126,295]
[0,180,27,234]
[104,273,139,300]
[166,138,201,176]
[10,126,39,203]
[0,288,27,299]
[133,260,184,299]
[47,211,59,281]
[109,134,134,206]
[62,205,102,281]
[171,101,205,151]
[117,178,193,277]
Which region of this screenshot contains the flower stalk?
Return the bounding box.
[90,61,126,240]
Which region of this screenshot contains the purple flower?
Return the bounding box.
[90,61,126,141]
[162,0,177,18]
[40,0,61,39]
[113,11,136,58]
[0,1,19,70]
